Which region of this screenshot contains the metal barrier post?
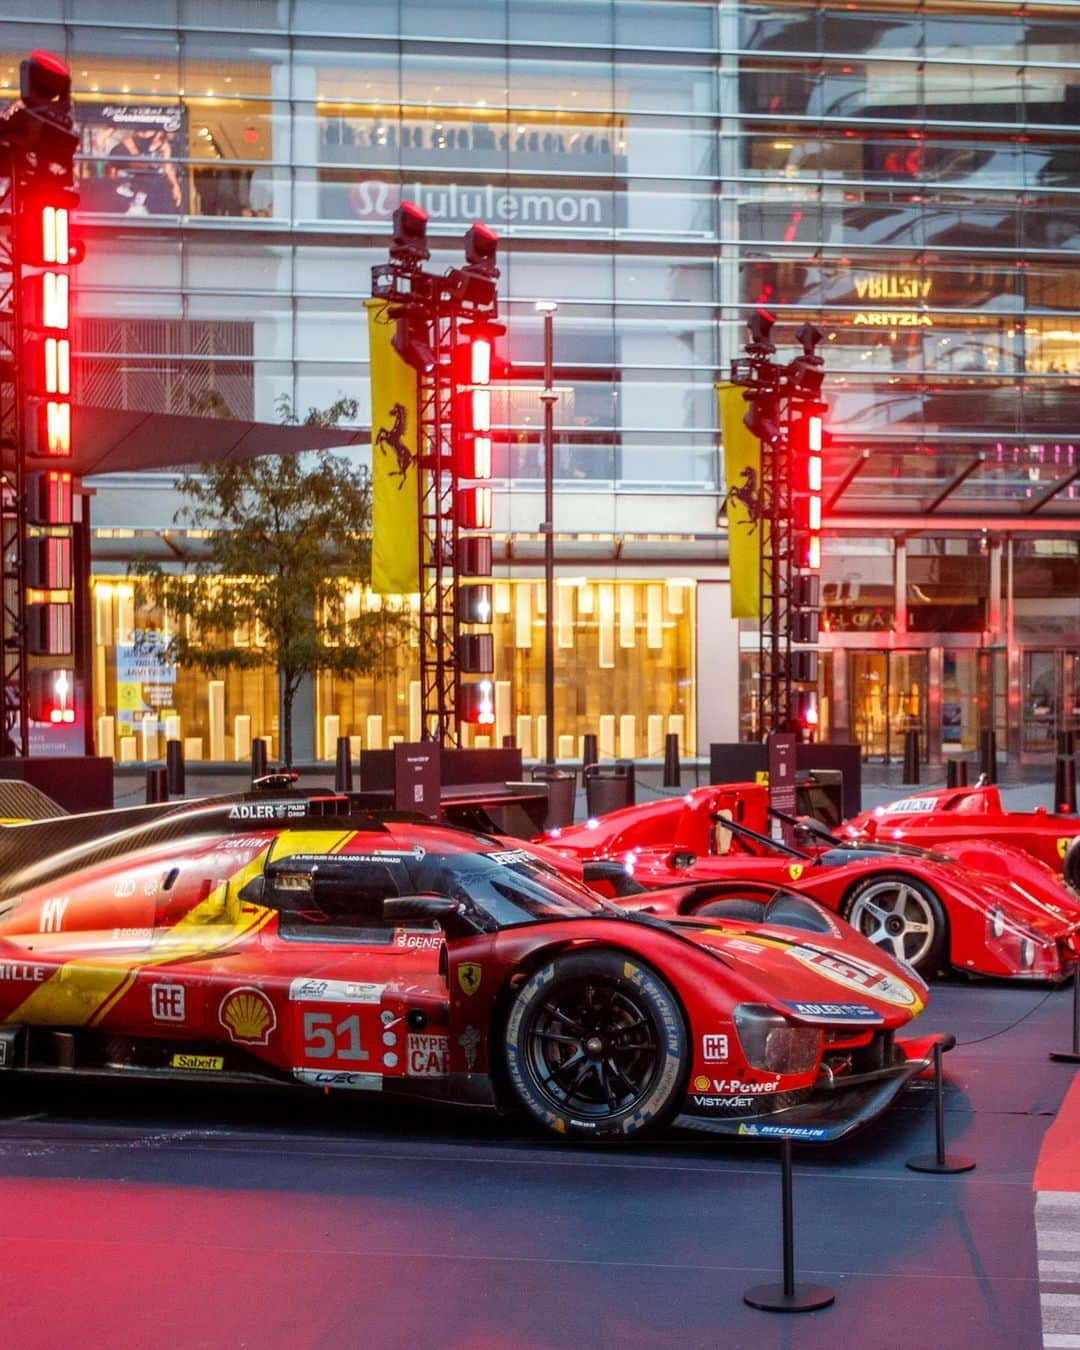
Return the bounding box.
[744,1139,835,1313]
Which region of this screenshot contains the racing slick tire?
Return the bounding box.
[1064,836,1080,897]
[502,949,689,1141]
[842,871,948,978]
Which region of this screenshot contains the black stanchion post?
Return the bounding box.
[502,735,516,749]
[165,738,185,796]
[744,1139,835,1313]
[145,767,167,804]
[906,1041,975,1173]
[1050,962,1080,1063]
[945,759,968,789]
[582,733,598,770]
[251,738,268,783]
[902,728,920,785]
[662,732,681,788]
[335,736,353,793]
[979,729,997,784]
[1055,754,1077,814]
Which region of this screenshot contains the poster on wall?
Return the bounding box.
[116,637,177,738]
[78,104,188,216]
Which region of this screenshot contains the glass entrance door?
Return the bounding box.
[849,650,929,762]
[941,650,994,756]
[1022,649,1080,755]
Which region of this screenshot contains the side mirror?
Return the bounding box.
[382,894,481,940]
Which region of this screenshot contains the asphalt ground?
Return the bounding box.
[0,979,1073,1349]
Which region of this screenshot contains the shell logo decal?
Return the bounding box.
[788,863,804,882]
[693,1074,711,1092]
[219,986,277,1046]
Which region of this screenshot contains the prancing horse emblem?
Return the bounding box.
[724,465,761,531]
[375,402,415,488]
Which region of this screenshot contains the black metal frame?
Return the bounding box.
[0,153,27,754]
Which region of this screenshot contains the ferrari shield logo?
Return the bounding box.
[788,863,804,882]
[457,963,482,996]
[1059,838,1070,860]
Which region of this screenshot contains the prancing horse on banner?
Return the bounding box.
[375,402,415,488]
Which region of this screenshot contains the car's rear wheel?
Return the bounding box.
[501,949,688,1141]
[842,872,948,977]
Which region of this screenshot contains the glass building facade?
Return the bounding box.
[3,1,1078,764]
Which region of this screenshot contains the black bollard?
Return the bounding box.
[145,766,167,804]
[251,737,268,783]
[945,759,968,789]
[1050,962,1080,1063]
[582,733,598,769]
[906,1040,975,1173]
[1055,754,1077,814]
[902,728,920,785]
[663,732,681,788]
[502,735,516,749]
[165,738,185,796]
[743,1139,836,1313]
[978,729,997,784]
[335,736,353,793]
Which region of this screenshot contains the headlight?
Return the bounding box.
[1021,939,1035,969]
[734,1004,821,1075]
[990,908,1005,939]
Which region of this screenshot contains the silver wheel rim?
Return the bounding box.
[849,880,936,968]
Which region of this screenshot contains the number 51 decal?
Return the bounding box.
[302,1011,368,1062]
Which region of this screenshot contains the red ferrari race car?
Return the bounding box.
[0,791,941,1144]
[845,784,1080,883]
[539,784,1080,982]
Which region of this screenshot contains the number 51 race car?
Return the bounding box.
[0,791,945,1144]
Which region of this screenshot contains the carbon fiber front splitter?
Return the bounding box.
[673,1057,928,1143]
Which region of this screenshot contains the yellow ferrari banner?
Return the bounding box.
[718,382,764,619]
[367,298,420,595]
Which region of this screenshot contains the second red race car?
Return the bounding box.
[844,783,1080,885]
[539,783,1080,982]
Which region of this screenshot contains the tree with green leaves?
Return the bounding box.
[132,396,404,766]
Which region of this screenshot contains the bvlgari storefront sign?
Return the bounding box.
[326,177,616,229]
[852,273,934,327]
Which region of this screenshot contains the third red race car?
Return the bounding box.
[844,783,1080,884]
[539,783,1080,982]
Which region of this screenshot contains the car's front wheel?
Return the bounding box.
[501,949,688,1141]
[842,872,948,978]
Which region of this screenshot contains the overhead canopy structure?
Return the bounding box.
[40,404,366,478]
[825,438,1080,526]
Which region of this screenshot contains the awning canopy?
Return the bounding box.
[45,404,365,478]
[825,439,1080,522]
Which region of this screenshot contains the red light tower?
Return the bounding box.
[731,318,827,738]
[0,50,82,754]
[372,212,502,743]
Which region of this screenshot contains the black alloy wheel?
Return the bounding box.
[502,949,688,1141]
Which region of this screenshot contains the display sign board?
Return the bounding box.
[394,742,441,818]
[767,732,797,845]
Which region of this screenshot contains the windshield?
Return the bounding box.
[412,849,620,930]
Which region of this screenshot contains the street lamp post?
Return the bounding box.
[536,300,558,766]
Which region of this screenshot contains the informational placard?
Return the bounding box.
[767,732,797,845]
[116,635,177,738]
[394,742,440,818]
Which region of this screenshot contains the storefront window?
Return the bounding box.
[907,538,989,633]
[92,578,695,761]
[821,539,894,635]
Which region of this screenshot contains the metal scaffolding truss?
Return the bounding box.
[758,429,793,738]
[0,157,27,754]
[416,310,460,747]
